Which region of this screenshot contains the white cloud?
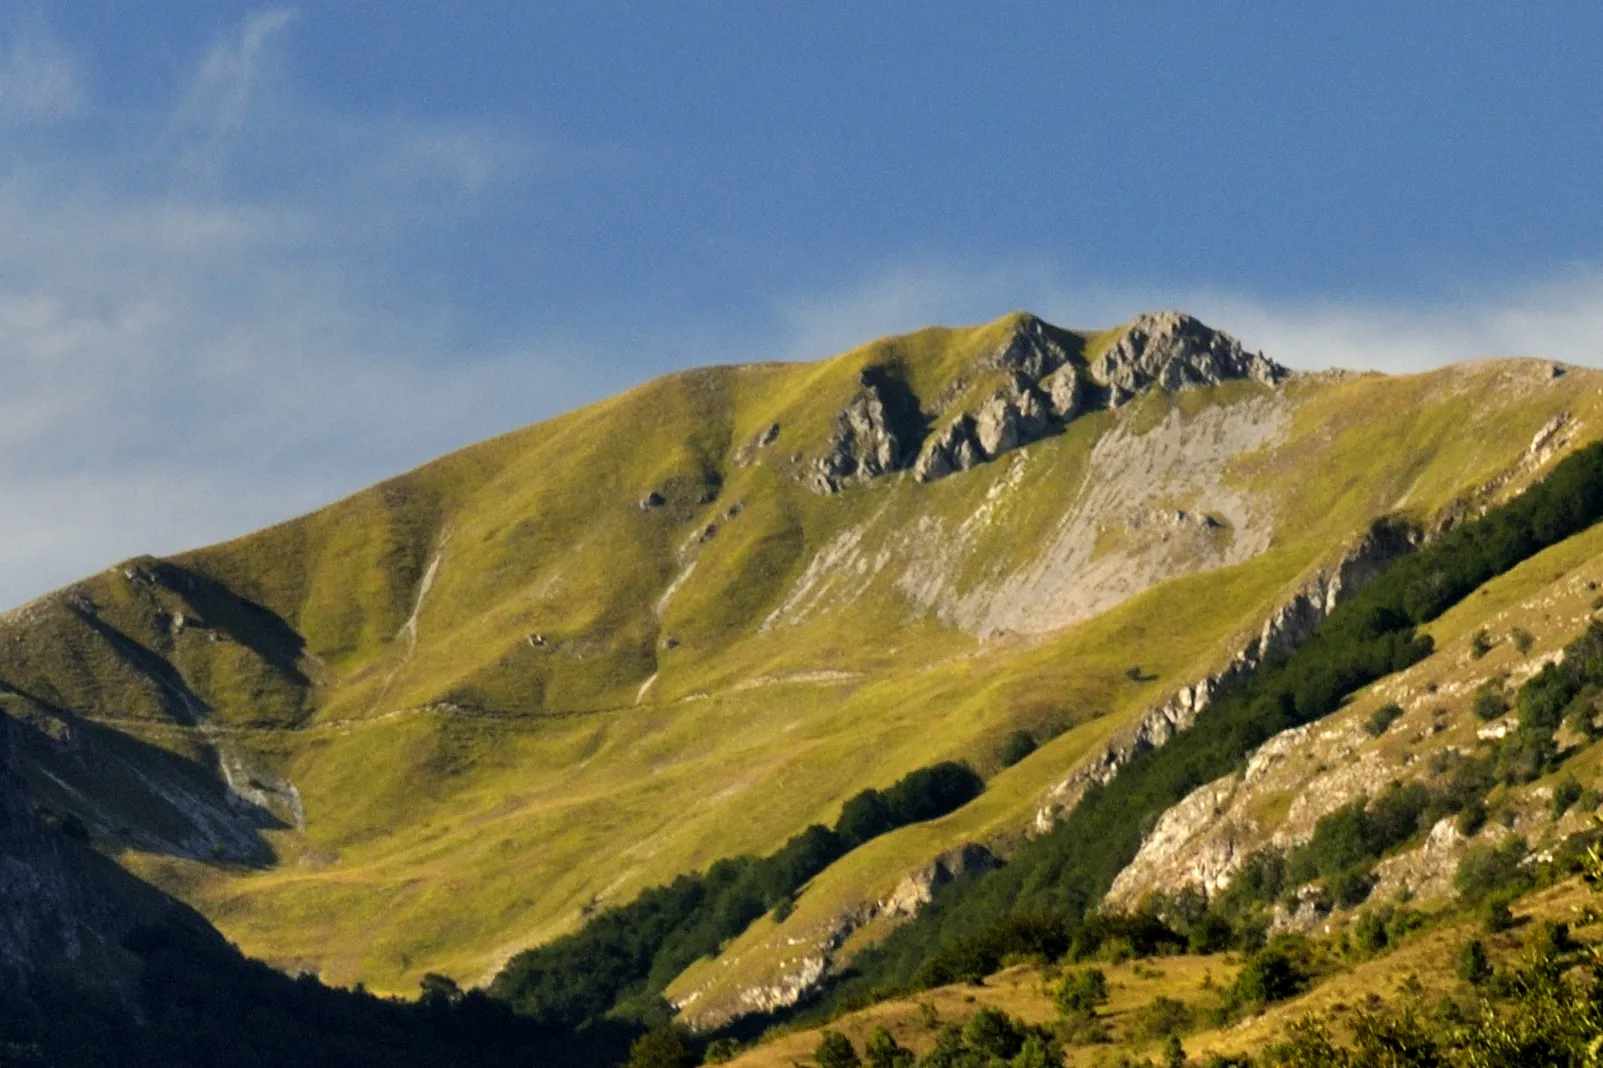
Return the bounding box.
[169,8,296,181]
[0,13,602,610]
[765,261,1603,375]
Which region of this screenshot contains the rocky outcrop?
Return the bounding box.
[1032,518,1418,832]
[881,842,997,919]
[673,843,995,1030]
[1088,310,1286,405]
[914,312,1286,484]
[807,370,925,494]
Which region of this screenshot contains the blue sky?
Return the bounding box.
[1,4,1601,606]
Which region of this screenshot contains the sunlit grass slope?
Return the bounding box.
[0,309,1593,998]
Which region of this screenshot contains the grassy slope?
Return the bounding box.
[0,312,1594,997]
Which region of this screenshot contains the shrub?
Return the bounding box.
[1054,968,1108,1016]
[1529,920,1574,962]
[1331,867,1376,909]
[814,1030,861,1068]
[1472,681,1508,721]
[1553,778,1583,818]
[1232,946,1304,1007]
[1471,629,1494,659]
[998,730,1038,768]
[627,1028,698,1068]
[1136,995,1194,1040]
[1566,689,1602,741]
[863,1026,912,1068]
[1353,909,1391,954]
[1512,627,1535,654]
[1365,702,1404,737]
[703,1038,741,1065]
[1455,939,1490,984]
[1481,897,1516,934]
[1455,800,1488,837]
[961,1008,1026,1061]
[1495,729,1557,785]
[1456,837,1528,905]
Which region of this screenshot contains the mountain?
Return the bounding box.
[1,308,1599,1047]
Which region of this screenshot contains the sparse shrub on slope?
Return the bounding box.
[1263,837,1603,1065]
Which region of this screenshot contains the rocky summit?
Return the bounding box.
[4,309,1603,1066]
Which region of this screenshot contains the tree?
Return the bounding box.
[962,1008,1026,1061]
[814,1030,861,1068]
[628,1027,698,1068]
[1011,1032,1063,1068]
[418,972,462,1006]
[864,1025,912,1068]
[1161,1034,1186,1068]
[1054,968,1109,1016]
[1233,947,1303,1008]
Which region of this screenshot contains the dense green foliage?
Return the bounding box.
[818,439,1603,1008]
[490,762,982,1030]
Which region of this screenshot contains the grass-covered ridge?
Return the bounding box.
[0,308,1595,1002]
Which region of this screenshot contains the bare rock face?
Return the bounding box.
[913,312,1286,484]
[1088,310,1286,403]
[1033,517,1418,833]
[882,842,997,919]
[807,369,925,494]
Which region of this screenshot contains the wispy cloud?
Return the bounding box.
[169,8,296,181]
[0,12,595,608]
[765,260,1603,374]
[0,17,85,123]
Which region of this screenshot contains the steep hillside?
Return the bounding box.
[0,307,1595,1012]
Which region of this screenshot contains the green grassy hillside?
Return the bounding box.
[0,309,1594,1007]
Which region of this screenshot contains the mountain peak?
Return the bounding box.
[1090,310,1287,405]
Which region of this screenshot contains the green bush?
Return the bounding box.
[1512,627,1535,654]
[1261,838,1603,1063]
[1471,629,1494,659]
[1232,946,1305,1008]
[863,1026,911,1068]
[1473,680,1509,721]
[627,1028,698,1068]
[1054,967,1109,1016]
[1136,995,1194,1040]
[703,1038,741,1065]
[1480,897,1516,933]
[1456,837,1529,905]
[814,1030,860,1068]
[1553,777,1584,818]
[1365,702,1404,737]
[962,1008,1027,1062]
